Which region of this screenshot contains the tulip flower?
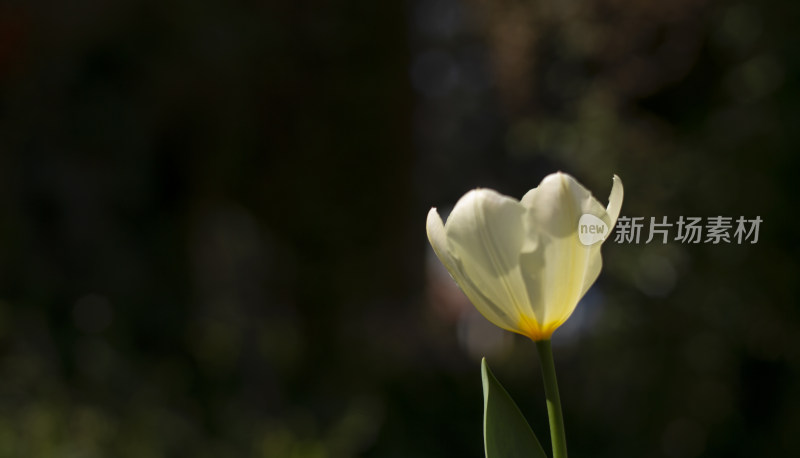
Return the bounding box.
[426,172,623,341]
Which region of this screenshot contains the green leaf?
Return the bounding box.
[482,358,548,458]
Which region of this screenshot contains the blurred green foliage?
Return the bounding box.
[0,0,799,457]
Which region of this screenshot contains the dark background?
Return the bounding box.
[1,0,798,456]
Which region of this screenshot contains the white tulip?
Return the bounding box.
[427,172,623,341]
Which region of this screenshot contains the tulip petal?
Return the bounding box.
[442,190,533,330]
[606,174,624,230]
[580,244,603,297]
[519,173,608,335]
[521,172,608,238]
[426,208,520,332]
[539,237,590,332]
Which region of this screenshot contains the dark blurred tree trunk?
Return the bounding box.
[254,0,416,397]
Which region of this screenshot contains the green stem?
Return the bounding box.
[536,339,567,458]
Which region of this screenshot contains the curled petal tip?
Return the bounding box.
[607,175,624,229]
[426,206,443,224]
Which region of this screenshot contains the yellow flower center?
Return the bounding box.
[518,315,559,341]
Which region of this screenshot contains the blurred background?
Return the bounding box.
[0,0,798,456]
